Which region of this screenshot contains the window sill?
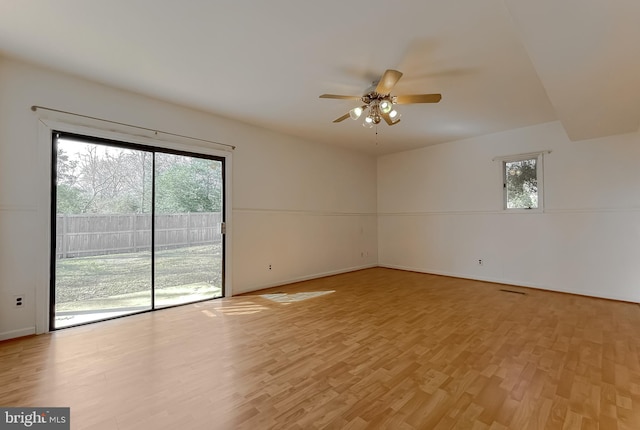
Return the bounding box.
[503,208,544,214]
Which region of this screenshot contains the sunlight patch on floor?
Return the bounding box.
[260,290,335,303]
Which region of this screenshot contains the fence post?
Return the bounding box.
[187,212,191,247]
[61,214,68,258]
[132,213,137,252]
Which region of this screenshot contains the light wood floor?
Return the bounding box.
[1,268,640,429]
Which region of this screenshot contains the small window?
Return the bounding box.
[500,153,545,211]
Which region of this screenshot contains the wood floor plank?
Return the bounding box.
[1,268,640,429]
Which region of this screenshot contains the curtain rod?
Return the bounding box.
[30,105,236,150]
[492,150,551,162]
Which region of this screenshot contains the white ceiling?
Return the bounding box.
[0,0,638,155]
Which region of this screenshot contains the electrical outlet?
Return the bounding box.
[14,295,24,308]
[268,264,272,270]
[478,259,483,266]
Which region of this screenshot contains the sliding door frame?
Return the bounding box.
[36,118,233,334]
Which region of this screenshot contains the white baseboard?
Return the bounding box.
[378,264,639,304]
[235,264,377,295]
[0,327,36,341]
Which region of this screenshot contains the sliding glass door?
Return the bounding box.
[154,153,224,307]
[51,132,224,329]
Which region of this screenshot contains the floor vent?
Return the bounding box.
[499,289,527,295]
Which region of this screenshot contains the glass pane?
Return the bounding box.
[505,158,538,209]
[154,153,223,307]
[54,137,152,328]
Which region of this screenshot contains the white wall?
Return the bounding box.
[232,128,378,291]
[378,121,640,302]
[0,57,378,340]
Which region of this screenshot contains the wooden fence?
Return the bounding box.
[55,212,222,259]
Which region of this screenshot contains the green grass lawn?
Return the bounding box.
[55,244,222,304]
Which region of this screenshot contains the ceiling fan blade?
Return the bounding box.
[333,112,351,123]
[320,94,362,100]
[375,69,403,94]
[395,94,442,104]
[381,112,401,126]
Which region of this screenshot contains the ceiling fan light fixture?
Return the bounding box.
[387,109,401,125]
[379,99,393,114]
[363,115,374,128]
[349,106,363,120]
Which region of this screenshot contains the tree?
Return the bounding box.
[155,155,222,213]
[505,159,538,208]
[56,148,78,186]
[56,148,89,214]
[55,140,222,215]
[56,184,90,214]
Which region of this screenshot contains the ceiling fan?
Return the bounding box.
[319,69,442,127]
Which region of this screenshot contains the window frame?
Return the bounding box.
[495,151,547,213]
